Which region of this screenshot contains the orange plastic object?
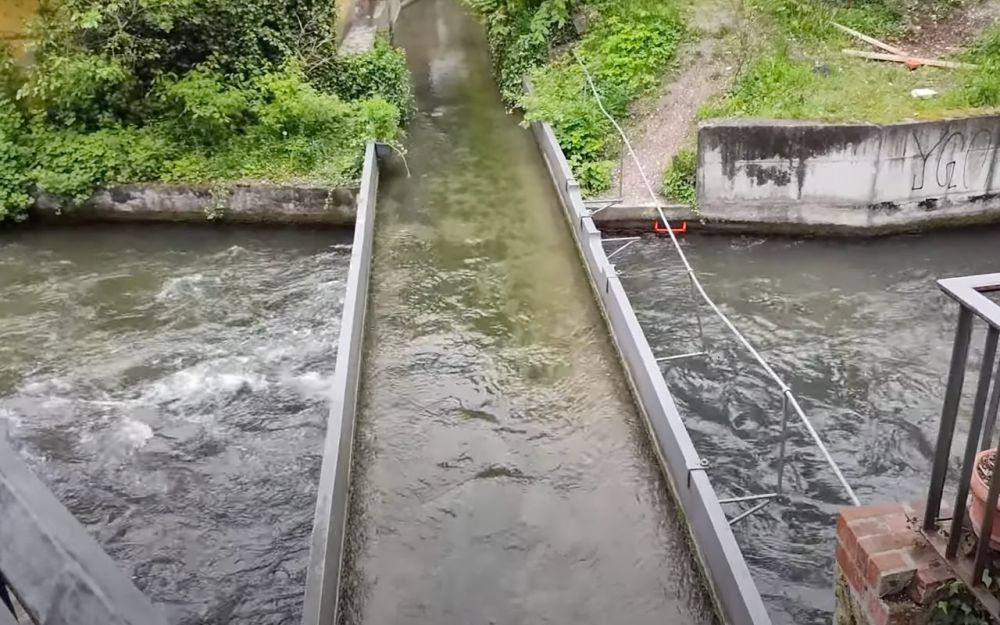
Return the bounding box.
[653,220,688,234]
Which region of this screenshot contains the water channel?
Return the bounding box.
[2,1,998,623]
[619,228,1000,624]
[0,225,351,624]
[336,0,718,623]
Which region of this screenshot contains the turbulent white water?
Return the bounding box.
[620,230,1000,625]
[0,225,352,625]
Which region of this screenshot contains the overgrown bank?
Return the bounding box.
[648,0,1000,207]
[0,0,411,222]
[702,0,1000,122]
[466,0,686,194]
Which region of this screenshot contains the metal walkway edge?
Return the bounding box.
[302,142,379,625]
[525,113,772,625]
[0,438,169,625]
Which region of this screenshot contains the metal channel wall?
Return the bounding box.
[0,439,168,625]
[528,120,772,625]
[302,142,379,625]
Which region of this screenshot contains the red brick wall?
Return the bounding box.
[835,502,955,625]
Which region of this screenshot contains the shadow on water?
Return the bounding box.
[0,224,353,624]
[618,229,1000,625]
[338,1,719,624]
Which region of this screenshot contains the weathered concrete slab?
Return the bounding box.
[31,183,358,226]
[697,116,1000,235]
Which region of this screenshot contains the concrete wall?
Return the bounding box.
[698,116,1000,234]
[31,183,358,227]
[527,95,772,625]
[301,143,378,625]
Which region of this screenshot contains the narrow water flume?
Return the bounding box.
[337,1,719,623]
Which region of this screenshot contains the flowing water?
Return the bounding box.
[337,1,718,623]
[0,225,352,624]
[618,228,1000,624]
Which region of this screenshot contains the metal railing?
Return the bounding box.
[0,438,167,625]
[923,272,1000,615]
[571,50,860,516]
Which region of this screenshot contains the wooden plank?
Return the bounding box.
[832,21,908,56]
[842,48,978,70]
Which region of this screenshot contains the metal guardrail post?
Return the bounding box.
[980,356,1000,452]
[947,327,999,557]
[921,274,1000,609]
[925,306,974,530]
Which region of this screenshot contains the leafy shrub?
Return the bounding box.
[520,0,684,193]
[155,68,252,142]
[663,147,696,207]
[466,0,573,105]
[313,37,412,118]
[46,0,342,85]
[30,125,174,203]
[20,53,134,129]
[0,0,411,223]
[0,97,30,220]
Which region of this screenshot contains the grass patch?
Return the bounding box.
[663,147,697,206]
[703,0,1000,122]
[523,0,686,193]
[468,0,686,194]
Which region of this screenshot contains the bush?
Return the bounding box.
[30,125,174,203]
[0,97,30,221]
[466,0,574,105]
[519,0,684,194]
[0,0,411,223]
[312,37,412,118]
[663,147,696,207]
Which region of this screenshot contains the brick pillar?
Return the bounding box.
[836,502,956,625]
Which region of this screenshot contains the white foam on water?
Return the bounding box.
[281,371,333,399]
[116,418,154,449]
[144,364,268,406]
[155,273,210,302]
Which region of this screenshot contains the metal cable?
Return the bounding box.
[571,50,861,506]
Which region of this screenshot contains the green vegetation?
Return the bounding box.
[0,0,410,222]
[662,147,696,207]
[929,580,990,625]
[467,0,686,193]
[702,0,1000,123]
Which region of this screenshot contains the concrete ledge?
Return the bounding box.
[591,201,1000,237]
[528,105,771,625]
[696,116,1000,236]
[301,144,378,625]
[31,183,359,227]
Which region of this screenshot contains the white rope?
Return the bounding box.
[571,50,860,506]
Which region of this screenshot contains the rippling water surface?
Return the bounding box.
[619,229,1000,624]
[0,225,351,624]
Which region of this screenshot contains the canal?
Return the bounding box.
[0,225,351,624]
[336,0,718,623]
[619,227,1000,624]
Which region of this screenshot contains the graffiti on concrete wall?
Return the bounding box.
[908,127,997,193]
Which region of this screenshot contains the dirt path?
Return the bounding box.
[600,1,737,204]
[899,0,1000,58]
